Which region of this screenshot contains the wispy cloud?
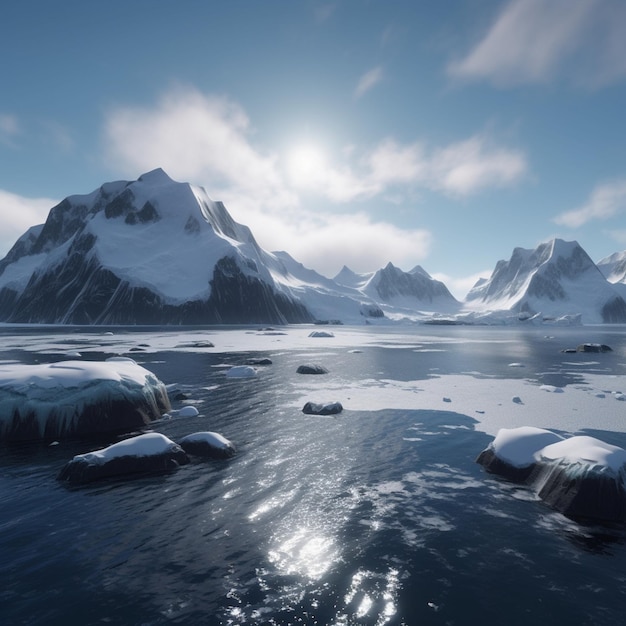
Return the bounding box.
[314,3,336,23]
[355,66,384,98]
[448,0,626,88]
[0,189,57,255]
[0,113,20,146]
[553,180,626,228]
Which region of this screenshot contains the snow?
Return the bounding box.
[0,358,168,440]
[538,436,626,472]
[0,253,48,290]
[75,432,178,465]
[0,359,153,390]
[490,427,564,468]
[180,431,232,449]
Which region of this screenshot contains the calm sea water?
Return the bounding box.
[2,324,626,625]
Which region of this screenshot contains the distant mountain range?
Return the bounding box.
[1,169,626,325]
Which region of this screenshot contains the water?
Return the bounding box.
[2,325,626,625]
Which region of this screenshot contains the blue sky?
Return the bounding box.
[1,0,626,298]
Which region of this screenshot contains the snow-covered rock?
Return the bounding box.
[178,431,236,458]
[57,432,189,485]
[0,359,170,442]
[477,427,626,522]
[465,239,626,324]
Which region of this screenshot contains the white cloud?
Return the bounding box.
[355,66,384,98]
[102,86,526,278]
[104,86,296,210]
[228,196,432,278]
[554,180,626,228]
[428,135,527,195]
[0,190,56,256]
[448,0,626,88]
[432,270,491,301]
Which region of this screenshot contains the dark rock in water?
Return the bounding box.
[302,401,343,415]
[246,357,273,366]
[57,433,189,485]
[179,431,236,459]
[296,364,329,375]
[576,343,612,353]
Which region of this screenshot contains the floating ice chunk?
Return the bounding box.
[226,365,257,378]
[177,405,200,417]
[179,431,236,458]
[540,385,564,393]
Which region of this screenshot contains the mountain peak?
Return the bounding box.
[137,168,175,185]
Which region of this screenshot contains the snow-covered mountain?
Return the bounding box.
[4,170,626,326]
[597,251,626,283]
[0,169,319,324]
[465,239,626,323]
[361,262,459,312]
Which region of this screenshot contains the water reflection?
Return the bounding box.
[269,527,339,580]
[339,567,401,626]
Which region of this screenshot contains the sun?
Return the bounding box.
[286,143,328,187]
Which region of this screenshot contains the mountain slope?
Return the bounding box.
[465,239,626,323]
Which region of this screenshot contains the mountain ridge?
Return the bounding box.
[2,169,626,325]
